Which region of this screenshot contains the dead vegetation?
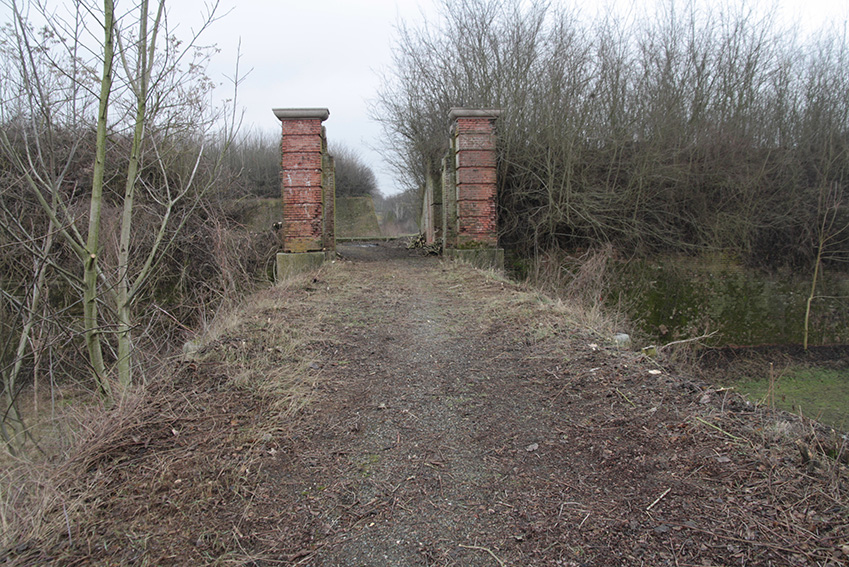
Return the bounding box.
[0,249,846,565]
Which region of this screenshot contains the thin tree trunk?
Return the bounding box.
[803,249,821,352]
[116,0,162,389]
[84,0,115,400]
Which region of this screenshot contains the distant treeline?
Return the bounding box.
[374,0,849,269]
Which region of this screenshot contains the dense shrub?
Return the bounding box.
[375,0,849,268]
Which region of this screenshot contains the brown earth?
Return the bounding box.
[8,240,848,566]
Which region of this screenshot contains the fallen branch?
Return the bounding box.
[693,416,751,445]
[658,331,718,352]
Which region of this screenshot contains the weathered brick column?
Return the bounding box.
[443,108,503,269]
[273,108,329,252]
[273,108,332,278]
[451,108,501,247]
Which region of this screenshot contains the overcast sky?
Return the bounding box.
[5,1,849,195]
[173,0,847,196]
[168,0,437,196]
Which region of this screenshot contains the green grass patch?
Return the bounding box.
[734,366,849,431]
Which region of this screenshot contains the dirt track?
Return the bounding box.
[16,241,848,566]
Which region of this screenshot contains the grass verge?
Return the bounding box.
[734,366,849,431]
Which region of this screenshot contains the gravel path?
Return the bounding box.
[19,242,846,566]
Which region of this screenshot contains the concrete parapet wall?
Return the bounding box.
[337,196,381,238]
[445,248,504,271]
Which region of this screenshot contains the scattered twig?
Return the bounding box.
[459,544,506,567]
[550,381,571,402]
[292,541,329,565]
[646,487,672,511]
[657,331,718,352]
[391,476,415,493]
[673,522,813,557]
[615,388,636,407]
[693,416,750,445]
[63,502,72,544]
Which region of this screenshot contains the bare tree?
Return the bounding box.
[0,0,239,446]
[374,0,849,272]
[224,129,280,198]
[332,144,379,198]
[805,181,849,350]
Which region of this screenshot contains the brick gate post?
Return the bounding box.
[444,108,503,269]
[272,108,332,278]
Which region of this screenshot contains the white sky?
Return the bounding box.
[4,1,849,195]
[169,0,439,196]
[173,0,848,196]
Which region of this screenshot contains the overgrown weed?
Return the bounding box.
[0,265,333,559]
[0,384,157,556]
[522,245,630,341]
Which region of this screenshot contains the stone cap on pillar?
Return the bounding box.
[273,108,330,121]
[448,107,503,121]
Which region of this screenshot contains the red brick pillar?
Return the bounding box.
[449,108,502,247]
[273,108,329,253]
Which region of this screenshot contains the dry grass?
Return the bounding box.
[0,268,335,561]
[0,386,157,555]
[510,245,631,341]
[188,268,334,417]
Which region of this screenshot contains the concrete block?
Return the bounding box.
[273,108,330,121]
[446,247,504,271]
[276,251,325,280]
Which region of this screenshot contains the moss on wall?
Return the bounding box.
[336,196,381,238]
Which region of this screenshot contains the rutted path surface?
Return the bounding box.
[227,243,845,566]
[21,241,847,566]
[279,254,558,565]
